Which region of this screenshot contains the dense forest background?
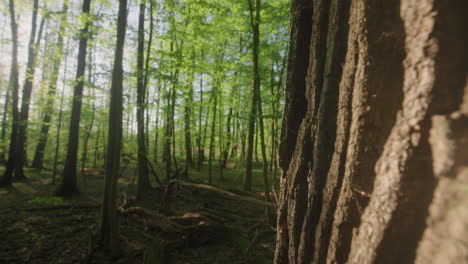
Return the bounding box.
[0,0,288,191]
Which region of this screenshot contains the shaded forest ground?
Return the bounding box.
[0,163,275,264]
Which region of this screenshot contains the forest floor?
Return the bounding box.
[0,163,276,264]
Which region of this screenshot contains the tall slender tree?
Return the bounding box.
[100,0,128,255]
[244,0,261,191]
[16,0,42,179]
[32,0,69,169]
[136,0,150,199]
[56,0,92,196]
[0,88,10,163]
[0,0,20,187]
[184,48,195,168]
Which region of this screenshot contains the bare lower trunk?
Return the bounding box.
[136,0,150,199]
[274,0,468,263]
[56,0,92,196]
[0,0,20,187]
[100,0,127,256]
[16,0,42,179]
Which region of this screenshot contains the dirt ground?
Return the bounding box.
[0,166,275,264]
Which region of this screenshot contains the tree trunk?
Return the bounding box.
[56,0,92,196]
[15,0,42,179]
[136,0,150,199]
[32,0,69,169]
[93,121,102,168]
[153,80,162,163]
[257,85,269,201]
[163,77,172,179]
[0,0,20,187]
[81,45,96,184]
[0,89,10,163]
[244,0,261,192]
[100,0,127,255]
[52,40,70,184]
[184,49,195,168]
[196,72,204,170]
[144,0,154,160]
[208,87,218,185]
[274,1,468,264]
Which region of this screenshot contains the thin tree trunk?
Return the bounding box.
[171,69,178,170]
[222,106,233,168]
[257,86,269,201]
[56,0,92,196]
[0,0,21,187]
[196,70,204,171]
[244,0,261,191]
[163,78,172,179]
[16,0,43,178]
[93,121,102,168]
[208,89,218,185]
[81,46,96,184]
[32,0,69,169]
[184,49,195,168]
[208,43,226,184]
[100,0,127,255]
[52,40,71,184]
[153,80,163,163]
[143,0,154,152]
[0,89,10,163]
[136,0,150,199]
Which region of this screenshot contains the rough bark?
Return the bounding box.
[274,0,312,261]
[274,0,468,263]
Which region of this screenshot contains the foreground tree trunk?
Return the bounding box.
[0,0,20,187]
[56,0,92,196]
[100,0,127,255]
[275,0,468,264]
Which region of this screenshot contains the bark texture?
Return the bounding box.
[275,0,468,263]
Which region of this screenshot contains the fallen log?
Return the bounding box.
[162,180,275,211]
[118,189,216,233]
[118,206,185,233]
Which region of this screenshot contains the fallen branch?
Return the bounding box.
[118,206,185,233]
[118,189,213,233]
[163,180,275,210]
